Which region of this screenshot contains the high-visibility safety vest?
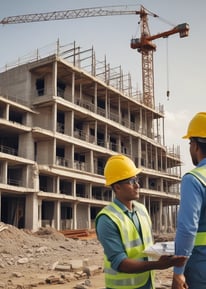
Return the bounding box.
[95,201,155,289]
[188,166,206,247]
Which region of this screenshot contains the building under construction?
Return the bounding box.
[0,40,182,232]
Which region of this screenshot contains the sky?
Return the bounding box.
[0,0,205,174]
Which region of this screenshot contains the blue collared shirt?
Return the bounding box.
[174,158,206,274]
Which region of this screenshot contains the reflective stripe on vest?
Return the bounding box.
[96,201,155,289]
[189,165,206,186]
[188,166,206,246]
[195,232,206,246]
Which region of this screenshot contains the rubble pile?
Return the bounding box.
[0,222,176,289]
[0,222,104,289]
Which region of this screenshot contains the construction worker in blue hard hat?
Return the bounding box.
[172,112,206,289]
[95,154,187,289]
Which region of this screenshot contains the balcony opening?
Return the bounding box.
[9,110,23,124]
[41,201,54,227]
[76,183,87,198]
[7,167,22,186]
[36,78,45,96]
[57,111,65,133]
[60,179,72,195]
[57,80,66,98]
[1,196,25,228]
[0,135,18,156]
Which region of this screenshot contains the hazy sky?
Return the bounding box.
[0,0,205,174]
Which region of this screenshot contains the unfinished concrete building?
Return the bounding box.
[0,42,181,232]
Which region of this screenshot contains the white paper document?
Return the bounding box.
[144,241,174,258]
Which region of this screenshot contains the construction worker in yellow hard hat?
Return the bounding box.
[104,154,142,186]
[95,154,187,289]
[172,112,206,289]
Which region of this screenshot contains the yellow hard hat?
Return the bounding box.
[183,112,206,139]
[104,154,142,186]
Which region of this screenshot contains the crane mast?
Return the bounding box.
[0,5,189,108]
[132,7,156,108]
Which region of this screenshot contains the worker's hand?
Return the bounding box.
[171,273,188,289]
[157,255,187,269]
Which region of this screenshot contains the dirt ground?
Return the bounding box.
[0,222,175,289]
[35,269,173,289]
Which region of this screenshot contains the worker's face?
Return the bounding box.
[189,138,198,165]
[114,176,140,202]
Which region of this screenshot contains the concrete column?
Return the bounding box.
[90,150,94,174]
[71,72,75,102]
[145,142,148,168]
[56,176,60,194]
[5,103,9,120]
[24,165,29,188]
[52,102,57,132]
[165,206,169,232]
[52,61,57,96]
[25,192,39,231]
[88,182,92,199]
[69,111,74,137]
[139,108,143,133]
[118,96,121,123]
[137,138,141,167]
[38,200,42,228]
[2,161,8,184]
[52,138,56,166]
[94,82,97,114]
[73,179,76,197]
[54,200,60,230]
[159,199,163,233]
[87,204,91,229]
[145,176,149,190]
[73,203,77,229]
[70,144,74,167]
[105,124,108,149]
[127,103,130,128]
[155,147,158,170]
[19,132,34,159]
[160,177,164,191]
[94,120,97,144]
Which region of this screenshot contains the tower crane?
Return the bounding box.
[130,6,189,107]
[0,5,189,108]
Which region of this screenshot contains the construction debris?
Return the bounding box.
[59,229,97,239]
[0,222,103,288]
[0,222,176,288]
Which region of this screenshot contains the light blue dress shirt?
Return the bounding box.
[174,158,206,288]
